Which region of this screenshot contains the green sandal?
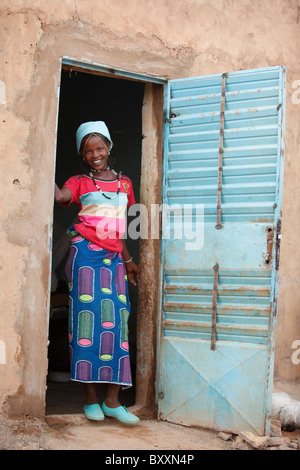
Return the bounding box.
[102,402,139,425]
[84,403,105,421]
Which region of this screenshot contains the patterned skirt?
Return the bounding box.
[64,232,132,387]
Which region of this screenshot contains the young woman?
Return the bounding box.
[55,121,140,424]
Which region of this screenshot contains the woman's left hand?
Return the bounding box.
[125,261,140,286]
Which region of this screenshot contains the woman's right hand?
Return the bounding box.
[54,183,72,204]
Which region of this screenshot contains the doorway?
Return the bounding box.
[46,66,145,415]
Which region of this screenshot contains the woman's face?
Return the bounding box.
[82,134,110,171]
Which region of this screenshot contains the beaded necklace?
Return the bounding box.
[89,168,121,200]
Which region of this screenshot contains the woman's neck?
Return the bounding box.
[88,168,118,181]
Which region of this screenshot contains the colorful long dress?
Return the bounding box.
[65,235,132,386]
[61,174,135,387]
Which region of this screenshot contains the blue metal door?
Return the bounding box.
[158,66,286,435]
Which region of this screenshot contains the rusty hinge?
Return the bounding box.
[210,263,219,350]
[164,112,177,124]
[216,73,227,230]
[275,219,282,271]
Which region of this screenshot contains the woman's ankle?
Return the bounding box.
[105,384,121,408]
[104,398,121,408]
[85,383,98,405]
[85,399,98,406]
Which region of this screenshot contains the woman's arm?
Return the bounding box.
[54,183,72,204]
[121,239,140,286]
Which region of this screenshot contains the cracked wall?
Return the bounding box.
[0,0,299,417]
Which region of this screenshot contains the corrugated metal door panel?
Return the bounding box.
[158,66,286,435]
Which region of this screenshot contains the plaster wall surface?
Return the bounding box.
[0,0,299,417]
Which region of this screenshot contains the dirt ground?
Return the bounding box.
[0,413,232,451]
[1,412,299,452]
[1,378,299,451]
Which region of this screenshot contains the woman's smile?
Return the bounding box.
[93,158,104,165]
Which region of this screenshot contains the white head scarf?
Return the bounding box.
[76,121,113,154]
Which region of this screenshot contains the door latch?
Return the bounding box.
[264,226,274,265]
